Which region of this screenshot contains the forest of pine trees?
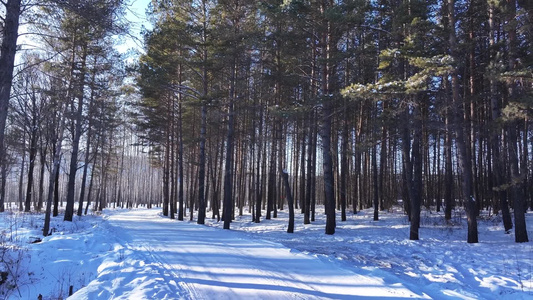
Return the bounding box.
[0,0,531,243]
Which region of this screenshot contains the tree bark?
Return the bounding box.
[25,117,38,212]
[223,58,237,229]
[282,171,294,233]
[64,42,89,221]
[488,2,513,231]
[505,0,528,243]
[448,0,478,243]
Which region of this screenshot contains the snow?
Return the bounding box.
[1,206,532,299]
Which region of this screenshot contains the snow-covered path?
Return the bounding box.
[71,209,429,299]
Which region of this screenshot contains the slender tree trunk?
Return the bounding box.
[448,0,478,243]
[198,97,207,225]
[178,98,185,221]
[282,171,294,233]
[25,104,39,212]
[64,42,89,221]
[44,147,62,236]
[379,113,388,211]
[223,59,237,230]
[444,90,454,221]
[506,0,528,243]
[267,124,277,220]
[0,160,6,212]
[254,101,264,223]
[84,144,99,215]
[488,2,512,231]
[299,122,306,215]
[37,146,47,212]
[44,102,69,236]
[304,112,314,224]
[77,74,97,216]
[197,0,209,225]
[411,108,423,240]
[169,107,176,220]
[18,133,26,211]
[163,149,170,216]
[53,153,60,217]
[321,0,336,235]
[340,103,348,222]
[372,143,379,221]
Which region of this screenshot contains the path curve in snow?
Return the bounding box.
[72,209,430,299]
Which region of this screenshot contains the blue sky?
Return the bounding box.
[117,0,152,55]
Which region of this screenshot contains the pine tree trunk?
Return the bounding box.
[411,111,423,240]
[282,171,294,233]
[320,0,336,235]
[448,0,478,243]
[43,101,69,236]
[304,112,314,224]
[223,59,237,229]
[53,155,60,217]
[299,122,306,215]
[64,42,89,221]
[488,3,512,231]
[77,74,97,216]
[372,143,379,221]
[37,146,47,212]
[178,98,185,221]
[84,144,99,215]
[25,96,39,212]
[340,104,348,222]
[506,0,528,243]
[0,160,6,212]
[266,123,277,220]
[18,134,26,211]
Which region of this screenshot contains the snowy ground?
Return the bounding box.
[0,205,532,299]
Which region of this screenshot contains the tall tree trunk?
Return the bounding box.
[372,141,379,221]
[266,124,277,220]
[223,59,237,230]
[37,146,47,212]
[282,171,295,233]
[320,0,336,235]
[25,121,38,212]
[340,103,348,222]
[178,93,185,221]
[411,108,423,240]
[254,97,264,223]
[53,153,60,217]
[506,0,528,243]
[402,109,414,226]
[304,111,315,224]
[84,141,99,215]
[77,67,98,217]
[448,0,478,243]
[488,2,512,231]
[197,0,209,225]
[198,98,207,225]
[43,102,69,236]
[64,42,89,221]
[444,86,454,221]
[0,159,6,212]
[299,122,306,215]
[0,1,22,210]
[18,132,26,211]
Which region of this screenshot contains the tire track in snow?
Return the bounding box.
[102,209,429,300]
